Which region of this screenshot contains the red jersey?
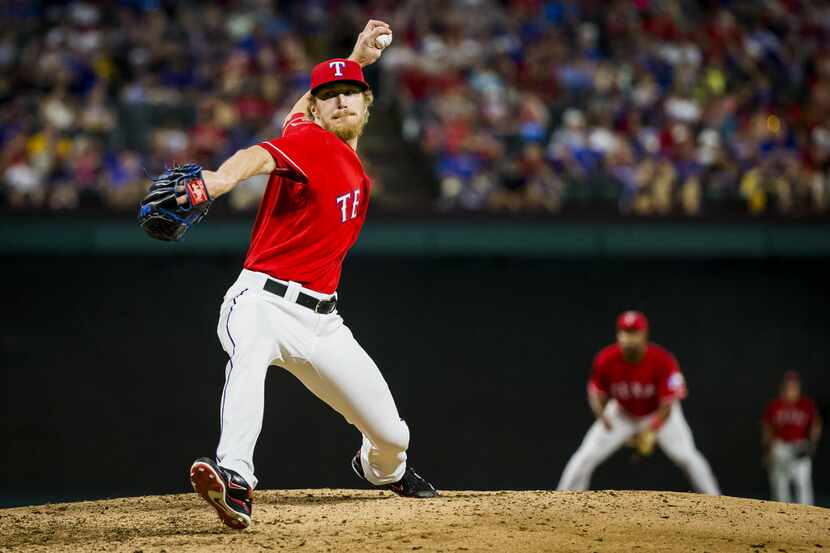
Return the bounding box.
[763,397,817,442]
[588,343,687,417]
[245,113,371,294]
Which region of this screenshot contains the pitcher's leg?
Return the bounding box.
[214,295,276,488]
[215,351,273,487]
[656,405,720,495]
[301,324,409,485]
[557,405,636,491]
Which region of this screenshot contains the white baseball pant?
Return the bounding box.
[557,399,720,495]
[214,269,409,488]
[768,440,813,505]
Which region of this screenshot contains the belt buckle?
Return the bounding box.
[315,299,335,314]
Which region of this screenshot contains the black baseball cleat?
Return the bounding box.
[351,452,438,498]
[190,457,253,530]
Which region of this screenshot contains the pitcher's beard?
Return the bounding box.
[324,115,367,142]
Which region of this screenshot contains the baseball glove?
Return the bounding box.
[632,430,657,457]
[138,163,212,241]
[794,441,815,460]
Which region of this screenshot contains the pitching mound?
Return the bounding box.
[1,489,827,552]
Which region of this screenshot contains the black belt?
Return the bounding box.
[263,279,337,314]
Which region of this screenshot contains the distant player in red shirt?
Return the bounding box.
[557,311,720,495]
[762,371,822,505]
[186,20,437,531]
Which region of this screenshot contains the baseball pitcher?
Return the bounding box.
[762,371,822,505]
[557,311,720,495]
[138,20,437,530]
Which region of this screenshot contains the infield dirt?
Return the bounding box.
[1,489,827,552]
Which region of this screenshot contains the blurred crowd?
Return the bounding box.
[1,0,830,217]
[383,0,830,215]
[0,0,358,212]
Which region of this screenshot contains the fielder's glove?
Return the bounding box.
[138,163,212,241]
[794,441,815,459]
[632,430,657,457]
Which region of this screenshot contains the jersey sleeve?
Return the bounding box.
[657,351,687,403]
[281,112,315,136]
[587,352,609,396]
[256,114,321,183]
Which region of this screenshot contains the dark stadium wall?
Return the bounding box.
[1,255,828,506]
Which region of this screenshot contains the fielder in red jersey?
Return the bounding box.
[588,342,687,419]
[762,371,822,504]
[186,20,437,532]
[558,311,720,495]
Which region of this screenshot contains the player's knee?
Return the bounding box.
[581,456,600,472]
[370,419,410,454]
[673,458,690,471]
[666,449,694,468]
[231,338,275,366]
[574,447,600,470]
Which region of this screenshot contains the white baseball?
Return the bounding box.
[375,33,392,49]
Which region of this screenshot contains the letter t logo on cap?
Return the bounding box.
[310,58,370,95]
[329,61,346,77]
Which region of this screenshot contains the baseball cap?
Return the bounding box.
[310,58,369,96]
[617,310,649,332]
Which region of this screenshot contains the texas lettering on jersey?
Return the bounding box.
[336,189,361,223]
[247,113,371,294]
[763,398,816,442]
[773,409,810,426]
[609,381,655,400]
[589,343,687,417]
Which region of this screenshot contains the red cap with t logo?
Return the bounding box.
[310,58,370,95]
[617,310,649,332]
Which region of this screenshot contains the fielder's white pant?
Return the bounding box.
[214,269,409,488]
[768,440,813,505]
[557,400,720,495]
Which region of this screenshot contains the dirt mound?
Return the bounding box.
[1,489,827,552]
